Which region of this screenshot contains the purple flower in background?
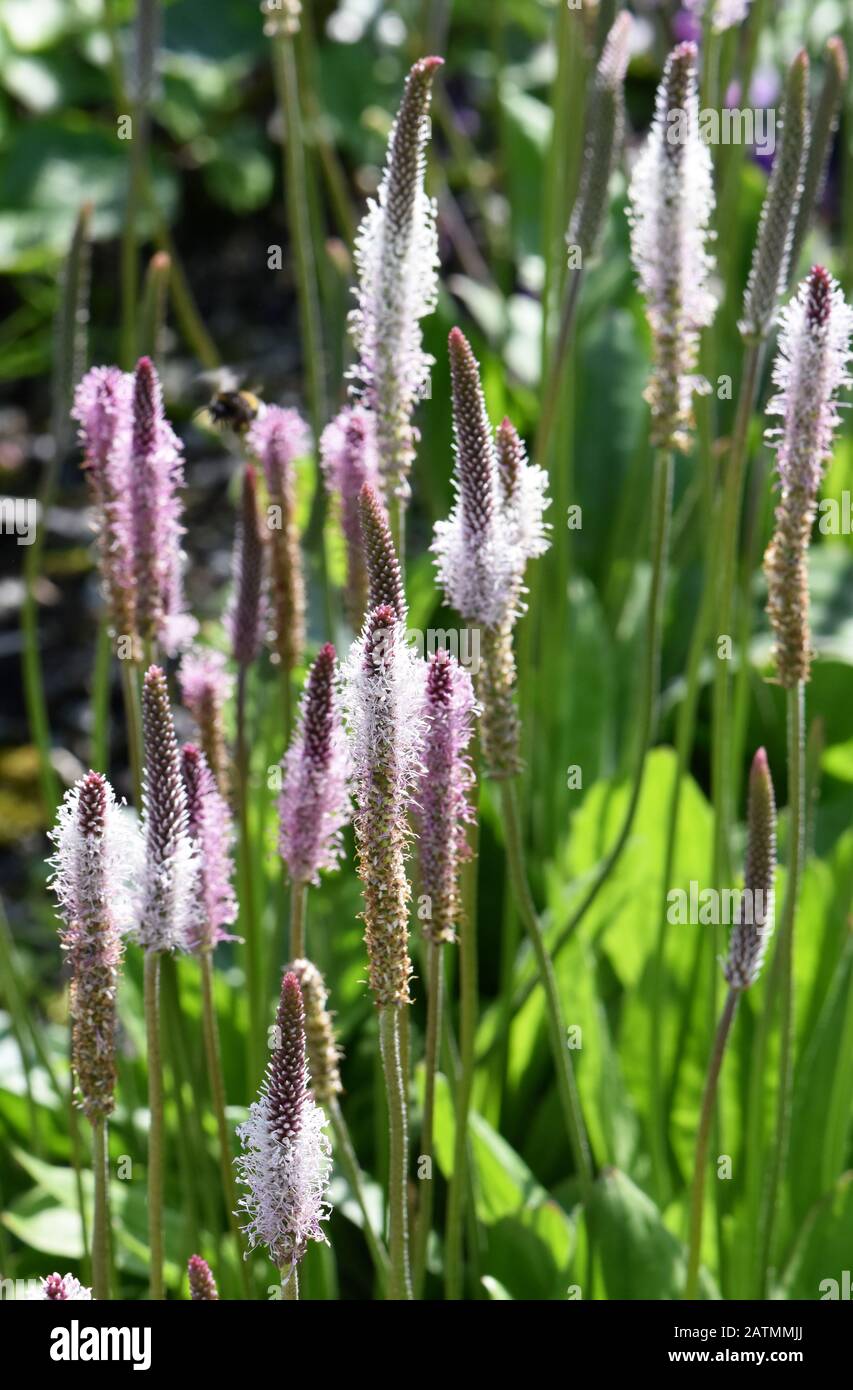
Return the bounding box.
[181,744,237,950]
[72,367,137,647]
[236,972,332,1275]
[227,464,267,670]
[48,771,140,1118]
[683,0,752,33]
[129,357,196,656]
[672,9,702,44]
[138,665,198,952]
[350,56,442,501]
[278,644,351,886]
[31,1273,93,1301]
[627,42,717,451]
[187,1254,219,1301]
[320,405,382,627]
[763,267,853,686]
[248,406,309,675]
[414,649,477,944]
[178,646,233,797]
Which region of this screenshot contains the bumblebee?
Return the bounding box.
[195,371,263,435]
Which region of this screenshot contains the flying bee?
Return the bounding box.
[194,369,264,436]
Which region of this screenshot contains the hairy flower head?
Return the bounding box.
[138,666,198,951]
[236,971,332,1272]
[249,406,308,674]
[414,650,477,943]
[349,57,442,500]
[129,356,196,655]
[320,405,382,628]
[432,329,550,629]
[181,744,237,951]
[31,1273,93,1301]
[342,605,426,1006]
[178,646,233,798]
[227,464,267,669]
[72,366,137,647]
[724,748,777,989]
[288,958,343,1108]
[627,42,717,450]
[278,644,351,886]
[48,772,140,1117]
[187,1254,219,1301]
[763,267,853,686]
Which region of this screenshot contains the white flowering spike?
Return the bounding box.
[349,56,442,502]
[431,328,551,630]
[627,42,717,452]
[763,266,853,686]
[236,972,332,1275]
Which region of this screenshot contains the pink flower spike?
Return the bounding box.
[349,57,442,500]
[72,366,137,646]
[414,649,477,943]
[181,744,238,951]
[248,406,309,673]
[227,463,267,669]
[187,1254,219,1301]
[236,971,332,1273]
[278,644,351,887]
[139,665,198,952]
[320,405,382,627]
[32,1273,93,1301]
[129,357,196,655]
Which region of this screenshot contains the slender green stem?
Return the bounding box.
[444,849,479,1300]
[329,1096,389,1289]
[684,986,739,1300]
[757,682,805,1293]
[379,1006,412,1300]
[237,665,264,1089]
[200,951,251,1297]
[534,272,583,468]
[413,941,442,1298]
[289,881,307,960]
[499,778,594,1197]
[92,1116,111,1300]
[144,951,164,1300]
[280,1265,299,1300]
[711,339,764,891]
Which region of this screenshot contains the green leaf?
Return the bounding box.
[592,1168,719,1300]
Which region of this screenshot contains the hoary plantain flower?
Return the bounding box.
[567,11,633,265]
[31,1273,93,1301]
[48,771,140,1118]
[432,330,550,777]
[342,604,425,1007]
[724,748,777,990]
[248,406,309,675]
[138,665,198,952]
[320,405,382,628]
[181,744,237,951]
[764,266,853,687]
[236,971,332,1279]
[278,644,351,887]
[740,51,810,342]
[178,646,233,798]
[359,481,407,621]
[414,649,477,944]
[72,367,137,650]
[187,1254,219,1301]
[349,56,442,502]
[128,356,196,655]
[626,42,717,451]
